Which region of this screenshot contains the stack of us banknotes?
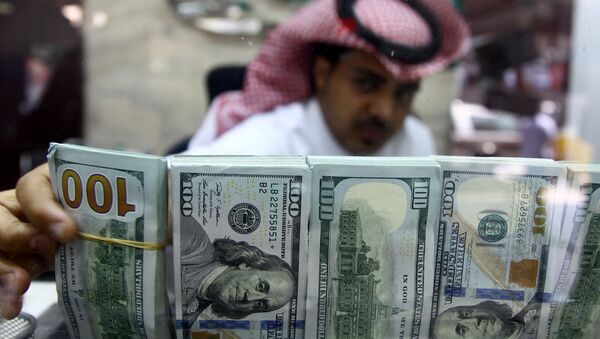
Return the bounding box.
[47,143,600,339]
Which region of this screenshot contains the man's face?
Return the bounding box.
[314,50,419,155]
[208,264,294,314]
[433,305,510,339]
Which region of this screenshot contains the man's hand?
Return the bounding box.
[0,164,77,319]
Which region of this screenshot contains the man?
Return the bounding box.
[179,216,295,326]
[431,300,541,339]
[183,0,469,156]
[0,0,469,319]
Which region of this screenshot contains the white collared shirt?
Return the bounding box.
[185,98,435,156]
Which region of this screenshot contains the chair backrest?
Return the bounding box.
[206,65,247,103]
[165,65,247,155]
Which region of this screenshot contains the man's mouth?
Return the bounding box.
[230,286,239,304]
[480,317,494,334]
[356,117,390,146]
[359,126,387,145]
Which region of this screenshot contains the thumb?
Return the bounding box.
[0,257,31,319]
[16,163,78,243]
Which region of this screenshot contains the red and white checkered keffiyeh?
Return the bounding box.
[195,0,470,144]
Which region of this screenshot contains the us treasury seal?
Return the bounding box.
[228,203,261,234]
[478,214,507,242]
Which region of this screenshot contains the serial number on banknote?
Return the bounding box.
[259,181,302,243]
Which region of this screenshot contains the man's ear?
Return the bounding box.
[313,56,333,92]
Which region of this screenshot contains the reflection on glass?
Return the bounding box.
[168,0,263,35]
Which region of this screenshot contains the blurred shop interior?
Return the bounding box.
[1,0,600,190]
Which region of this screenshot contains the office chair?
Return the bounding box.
[166,65,247,155]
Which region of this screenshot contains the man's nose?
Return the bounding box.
[245,289,265,301]
[461,318,481,329]
[368,92,395,122]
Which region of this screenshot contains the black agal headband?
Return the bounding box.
[337,0,442,64]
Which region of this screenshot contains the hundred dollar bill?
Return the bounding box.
[430,158,566,339]
[305,156,441,339]
[47,143,171,339]
[540,163,600,338]
[171,156,311,339]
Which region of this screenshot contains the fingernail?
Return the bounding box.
[0,273,14,287]
[0,274,19,320]
[49,223,67,241]
[0,292,22,320]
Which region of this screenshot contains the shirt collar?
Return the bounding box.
[302,98,351,156]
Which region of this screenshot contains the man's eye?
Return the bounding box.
[394,89,415,103]
[459,309,471,318]
[257,281,269,293]
[456,324,468,336]
[254,300,267,311]
[354,78,378,92]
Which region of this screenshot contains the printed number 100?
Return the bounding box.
[412,180,429,209]
[60,169,136,217]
